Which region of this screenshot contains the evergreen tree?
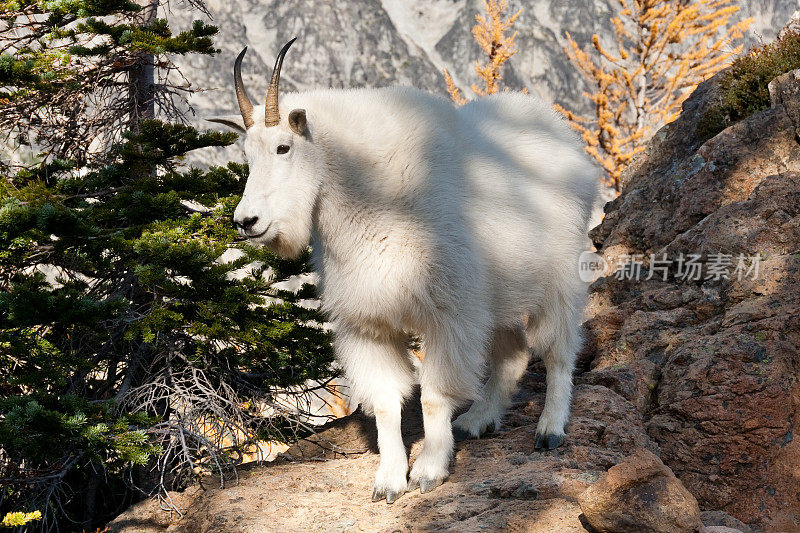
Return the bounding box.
[0,1,334,529]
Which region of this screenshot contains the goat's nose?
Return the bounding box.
[235,216,259,232]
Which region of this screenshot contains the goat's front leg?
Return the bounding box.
[408,386,457,493]
[371,389,407,503]
[335,327,415,504]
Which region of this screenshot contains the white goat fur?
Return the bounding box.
[227,87,597,500]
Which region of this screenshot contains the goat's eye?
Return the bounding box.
[276,144,290,155]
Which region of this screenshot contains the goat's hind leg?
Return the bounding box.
[409,324,486,493]
[526,306,581,450]
[453,325,529,440]
[336,328,415,504]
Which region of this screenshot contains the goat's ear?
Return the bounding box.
[205,115,247,133]
[288,109,307,136]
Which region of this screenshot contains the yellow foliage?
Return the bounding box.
[2,510,42,527]
[557,0,752,192]
[444,68,467,106]
[445,0,522,105]
[471,0,522,96]
[326,380,353,418]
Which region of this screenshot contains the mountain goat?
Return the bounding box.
[209,39,597,504]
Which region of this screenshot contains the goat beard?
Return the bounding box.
[264,231,307,259]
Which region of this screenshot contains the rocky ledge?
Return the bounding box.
[111,68,800,533]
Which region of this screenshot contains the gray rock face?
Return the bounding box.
[166,0,796,166]
[168,0,795,118]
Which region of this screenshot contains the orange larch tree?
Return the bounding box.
[556,0,752,192]
[445,0,523,105]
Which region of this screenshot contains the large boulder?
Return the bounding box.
[578,448,702,533]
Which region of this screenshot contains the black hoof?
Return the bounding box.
[385,489,403,504]
[408,475,446,494]
[453,427,473,442]
[453,422,496,442]
[372,486,405,504]
[535,433,565,450]
[419,476,445,494]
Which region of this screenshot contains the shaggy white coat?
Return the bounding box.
[221,87,597,501]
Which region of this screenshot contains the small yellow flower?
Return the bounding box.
[1,510,43,527]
